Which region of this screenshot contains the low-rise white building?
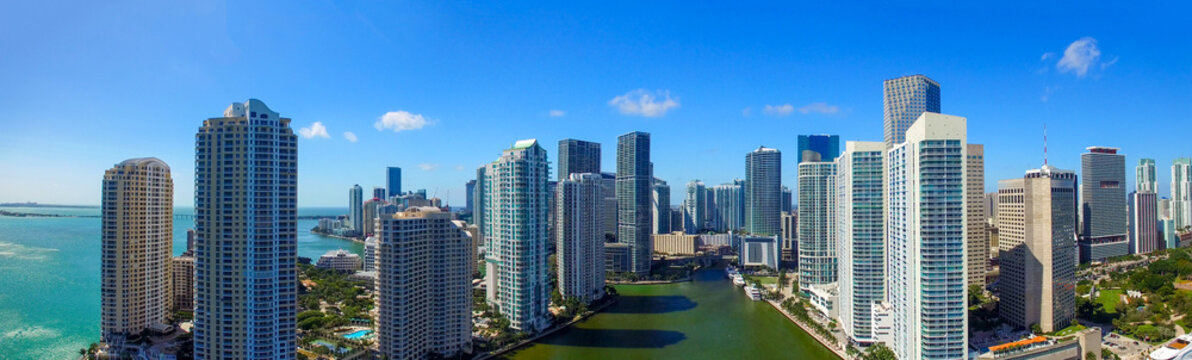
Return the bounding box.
[317,249,362,272]
[806,282,838,319]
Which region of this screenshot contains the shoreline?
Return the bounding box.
[765,299,849,359]
[309,230,365,243]
[476,295,620,360]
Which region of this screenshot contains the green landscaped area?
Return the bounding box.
[1051,324,1087,337]
[745,275,778,286]
[1097,289,1123,314]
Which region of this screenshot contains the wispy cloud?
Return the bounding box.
[454,165,465,171]
[1056,37,1109,77]
[343,131,358,143]
[548,109,566,117]
[418,163,439,171]
[798,102,839,115]
[375,111,430,132]
[762,104,794,116]
[1041,86,1061,102]
[608,89,680,117]
[298,121,330,139]
[741,107,752,117]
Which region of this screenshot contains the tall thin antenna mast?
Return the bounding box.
[1044,123,1048,166]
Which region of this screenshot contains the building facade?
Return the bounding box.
[376,208,472,359]
[1130,192,1160,255]
[483,139,550,332]
[317,249,362,272]
[172,256,194,312]
[739,235,780,270]
[798,160,836,291]
[835,141,885,345]
[1137,159,1157,193]
[101,158,173,341]
[781,212,798,265]
[888,112,967,360]
[683,180,707,234]
[746,146,782,236]
[653,232,699,255]
[387,166,402,198]
[710,181,745,233]
[1079,147,1128,263]
[349,184,364,232]
[558,138,601,181]
[882,75,941,149]
[997,165,1078,333]
[797,134,840,163]
[556,173,607,303]
[194,99,297,358]
[1173,158,1192,229]
[617,132,653,275]
[967,144,989,287]
[652,179,671,234]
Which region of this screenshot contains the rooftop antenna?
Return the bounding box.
[1043,123,1048,166]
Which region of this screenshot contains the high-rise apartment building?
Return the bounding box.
[194,99,297,358]
[101,158,173,341]
[996,165,1077,333]
[888,112,967,360]
[882,75,941,149]
[482,139,550,331]
[601,172,619,240]
[1173,158,1192,229]
[1078,147,1128,263]
[710,181,745,232]
[617,132,653,275]
[782,186,793,214]
[373,186,387,200]
[556,173,607,303]
[558,139,601,181]
[652,179,671,234]
[683,180,707,234]
[363,236,377,272]
[363,198,384,236]
[781,212,798,265]
[1137,159,1157,193]
[967,144,988,287]
[376,207,472,359]
[387,166,402,197]
[1130,192,1160,255]
[797,134,840,163]
[172,255,194,312]
[798,160,835,291]
[746,146,782,236]
[834,141,885,345]
[349,184,364,232]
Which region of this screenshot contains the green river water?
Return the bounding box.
[501,268,838,360]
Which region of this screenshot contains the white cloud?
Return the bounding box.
[375,111,430,132]
[1056,37,1102,77]
[763,104,794,116]
[343,131,357,143]
[298,122,330,139]
[607,89,679,117]
[798,102,840,115]
[1040,52,1056,61]
[418,163,439,171]
[549,109,566,117]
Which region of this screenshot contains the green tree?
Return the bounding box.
[862,343,896,360]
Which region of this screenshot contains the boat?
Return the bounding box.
[732,274,745,287]
[744,286,763,301]
[1150,335,1192,360]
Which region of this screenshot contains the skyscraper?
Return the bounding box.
[683,180,707,234]
[601,172,619,240]
[194,99,297,358]
[1137,159,1157,193]
[465,180,476,212]
[373,186,387,200]
[781,186,793,214]
[1078,147,1128,263]
[387,166,402,197]
[883,75,941,149]
[376,207,472,359]
[556,173,606,303]
[101,158,173,342]
[349,184,364,232]
[835,141,885,345]
[746,146,782,236]
[967,144,989,288]
[997,165,1077,333]
[558,139,601,181]
[483,139,550,331]
[1130,192,1160,255]
[1172,158,1191,229]
[797,134,840,163]
[363,236,377,272]
[710,181,745,232]
[798,158,835,291]
[617,132,653,275]
[652,179,671,234]
[888,112,967,360]
[781,212,798,265]
[172,255,194,312]
[363,198,384,236]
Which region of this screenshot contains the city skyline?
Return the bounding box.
[5,3,1192,207]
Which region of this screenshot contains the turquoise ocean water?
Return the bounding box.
[0,206,359,360]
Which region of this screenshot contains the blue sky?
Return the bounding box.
[1,1,1190,207]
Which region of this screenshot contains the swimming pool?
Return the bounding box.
[342,329,375,340]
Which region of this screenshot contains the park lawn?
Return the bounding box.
[745,275,778,286]
[1098,289,1123,314]
[1051,324,1087,337]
